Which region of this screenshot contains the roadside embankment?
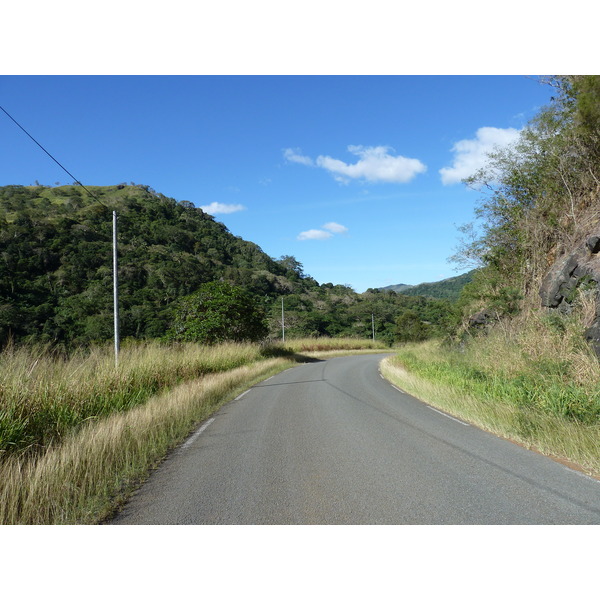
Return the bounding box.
[0,356,294,524]
[381,336,600,480]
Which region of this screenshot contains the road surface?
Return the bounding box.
[111,353,600,524]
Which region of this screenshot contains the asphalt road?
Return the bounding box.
[111,353,600,524]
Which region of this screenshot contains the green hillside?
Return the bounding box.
[378,283,413,293]
[0,184,302,346]
[0,184,460,348]
[380,270,475,301]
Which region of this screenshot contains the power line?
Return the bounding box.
[1,103,118,365]
[0,104,103,204]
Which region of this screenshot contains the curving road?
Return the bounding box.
[111,353,600,524]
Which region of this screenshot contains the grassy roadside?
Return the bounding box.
[0,357,295,524]
[0,336,383,524]
[0,341,269,457]
[381,336,600,479]
[277,337,389,353]
[272,337,390,360]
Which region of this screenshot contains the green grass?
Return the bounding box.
[394,348,600,423]
[381,331,600,478]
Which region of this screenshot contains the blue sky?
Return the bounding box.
[0,75,554,292]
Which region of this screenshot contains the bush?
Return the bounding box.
[167,281,268,344]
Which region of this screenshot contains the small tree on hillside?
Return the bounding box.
[167,281,268,344]
[395,310,431,343]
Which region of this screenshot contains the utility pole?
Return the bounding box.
[281,297,285,342]
[113,211,120,367]
[372,313,375,341]
[0,105,121,362]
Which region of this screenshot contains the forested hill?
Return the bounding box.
[0,183,459,348]
[0,184,311,345]
[380,270,475,301]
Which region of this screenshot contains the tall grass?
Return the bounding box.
[277,336,389,354]
[0,341,266,456]
[381,310,600,477]
[0,335,384,523]
[0,359,291,524]
[0,336,385,460]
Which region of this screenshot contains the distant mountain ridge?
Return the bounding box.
[379,270,475,301]
[382,283,413,293]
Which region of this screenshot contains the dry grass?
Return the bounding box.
[0,358,293,524]
[0,341,266,456]
[473,305,600,388]
[277,336,389,354]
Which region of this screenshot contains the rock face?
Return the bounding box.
[539,233,600,354]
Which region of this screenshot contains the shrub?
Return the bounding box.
[167,281,268,344]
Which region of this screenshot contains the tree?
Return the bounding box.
[167,281,268,344]
[277,255,305,280]
[395,310,430,343]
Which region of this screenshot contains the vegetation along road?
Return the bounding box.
[111,354,600,525]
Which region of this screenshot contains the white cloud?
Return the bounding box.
[317,145,426,184]
[199,202,246,215]
[297,222,349,241]
[323,222,348,234]
[297,229,333,241]
[283,145,426,184]
[283,148,314,166]
[439,126,522,185]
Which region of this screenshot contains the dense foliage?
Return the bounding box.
[0,183,464,349]
[272,285,458,346]
[0,184,299,347]
[451,76,600,327]
[167,281,268,344]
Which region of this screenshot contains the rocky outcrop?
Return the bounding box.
[468,309,494,328]
[539,233,600,354]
